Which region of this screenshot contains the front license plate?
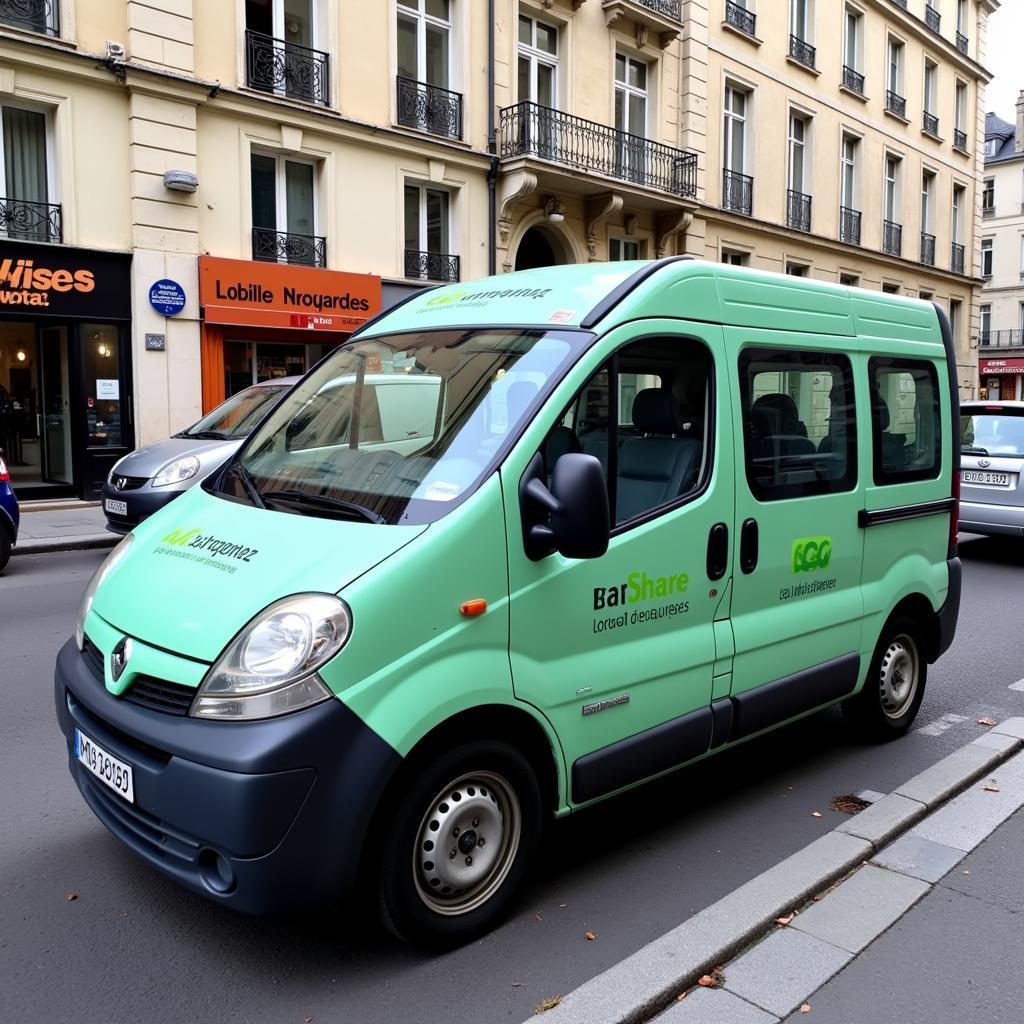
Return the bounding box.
[75,728,134,803]
[104,498,128,516]
[962,470,1012,487]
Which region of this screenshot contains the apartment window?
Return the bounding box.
[882,282,901,294]
[919,289,933,301]
[0,0,58,35]
[614,54,648,139]
[785,262,809,276]
[954,81,968,150]
[245,0,328,106]
[250,153,323,266]
[956,0,969,51]
[951,185,965,273]
[789,0,815,67]
[1020,302,1024,334]
[840,135,860,245]
[404,183,457,283]
[787,112,811,231]
[925,0,941,32]
[518,14,558,107]
[984,138,998,158]
[0,105,59,244]
[725,0,757,37]
[886,38,905,117]
[981,237,993,278]
[949,299,963,348]
[982,178,994,215]
[843,7,864,93]
[839,273,860,287]
[883,156,901,256]
[980,304,991,345]
[923,61,939,136]
[920,171,935,265]
[722,85,752,215]
[722,249,748,266]
[397,0,461,138]
[610,237,643,261]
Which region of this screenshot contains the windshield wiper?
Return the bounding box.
[262,489,385,524]
[962,445,989,455]
[187,429,231,440]
[227,462,265,509]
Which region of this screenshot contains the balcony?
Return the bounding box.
[886,90,907,119]
[923,110,939,137]
[724,0,757,37]
[840,206,861,246]
[956,31,969,54]
[954,128,968,151]
[245,29,329,106]
[789,34,816,70]
[252,227,326,268]
[951,242,965,275]
[0,196,61,243]
[397,76,463,140]
[0,0,57,35]
[787,189,811,232]
[882,220,902,257]
[920,232,936,266]
[981,330,1024,348]
[601,0,682,46]
[842,66,865,95]
[722,169,753,215]
[499,102,698,199]
[404,249,460,284]
[925,5,940,33]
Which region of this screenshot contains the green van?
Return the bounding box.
[55,259,961,947]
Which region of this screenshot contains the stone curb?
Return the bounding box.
[12,534,118,556]
[526,720,1024,1024]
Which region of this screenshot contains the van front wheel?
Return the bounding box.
[377,741,542,948]
[844,616,927,739]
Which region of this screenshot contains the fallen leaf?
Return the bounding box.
[811,811,823,818]
[977,717,998,727]
[66,892,77,902]
[304,1017,313,1024]
[800,1003,812,1014]
[963,870,970,875]
[676,992,687,1002]
[697,967,726,989]
[831,794,871,815]
[533,996,562,1015]
[983,784,1001,793]
[698,976,715,987]
[775,913,795,926]
[584,931,596,941]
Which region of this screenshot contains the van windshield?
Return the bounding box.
[220,328,587,525]
[961,408,1024,458]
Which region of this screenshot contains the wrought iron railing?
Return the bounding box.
[840,205,861,245]
[920,231,936,266]
[787,189,811,232]
[631,0,681,19]
[954,128,967,151]
[722,169,753,215]
[925,5,940,33]
[956,31,969,54]
[923,110,939,136]
[0,0,57,35]
[982,202,995,218]
[404,248,460,283]
[882,220,902,256]
[842,65,865,94]
[886,90,906,118]
[245,29,329,106]
[951,242,965,274]
[0,196,61,243]
[252,226,326,268]
[397,76,463,140]
[498,102,698,198]
[789,34,816,69]
[725,0,756,36]
[981,330,1024,348]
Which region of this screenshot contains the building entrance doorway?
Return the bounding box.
[514,224,572,271]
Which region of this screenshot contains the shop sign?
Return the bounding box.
[979,358,1024,375]
[0,241,132,319]
[199,256,381,332]
[150,279,186,316]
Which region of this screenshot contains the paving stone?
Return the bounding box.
[991,717,1024,741]
[972,731,1022,754]
[894,743,1009,807]
[724,928,852,1018]
[658,987,779,1024]
[835,793,926,847]
[871,833,966,883]
[856,789,887,804]
[790,864,929,954]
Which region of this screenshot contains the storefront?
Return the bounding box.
[979,357,1024,402]
[198,256,382,413]
[0,243,133,501]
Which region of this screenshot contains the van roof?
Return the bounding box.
[361,258,942,347]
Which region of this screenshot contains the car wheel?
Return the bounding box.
[0,530,10,574]
[844,615,927,740]
[378,740,543,949]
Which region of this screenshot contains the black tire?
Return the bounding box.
[377,740,543,949]
[844,615,927,740]
[0,530,10,574]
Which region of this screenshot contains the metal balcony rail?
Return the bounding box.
[789,34,816,69]
[0,196,61,243]
[951,242,965,274]
[840,205,861,246]
[245,29,329,106]
[498,102,698,198]
[886,90,906,119]
[722,169,753,215]
[404,248,461,283]
[920,231,936,265]
[954,128,967,151]
[982,201,995,218]
[397,76,463,140]
[925,5,941,33]
[923,110,939,136]
[252,226,326,268]
[882,220,902,257]
[787,189,811,232]
[632,0,681,19]
[956,31,969,54]
[725,0,756,36]
[0,0,57,35]
[842,65,865,94]
[980,330,1024,348]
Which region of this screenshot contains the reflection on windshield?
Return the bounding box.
[962,413,1024,458]
[187,385,290,440]
[224,329,585,525]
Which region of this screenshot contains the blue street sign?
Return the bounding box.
[149,279,186,316]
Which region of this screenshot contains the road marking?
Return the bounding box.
[915,713,969,737]
[1009,679,1024,693]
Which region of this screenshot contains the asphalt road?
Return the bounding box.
[3,537,1024,1024]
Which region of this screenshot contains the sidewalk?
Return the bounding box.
[13,501,117,556]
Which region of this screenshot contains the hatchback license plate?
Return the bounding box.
[104,498,128,516]
[75,728,134,803]
[962,470,1012,487]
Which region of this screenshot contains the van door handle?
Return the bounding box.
[740,518,758,574]
[706,522,728,580]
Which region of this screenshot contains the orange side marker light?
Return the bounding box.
[460,598,488,617]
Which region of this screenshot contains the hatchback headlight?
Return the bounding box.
[191,594,351,721]
[75,534,135,650]
[152,456,200,488]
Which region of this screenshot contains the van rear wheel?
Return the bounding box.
[844,616,927,739]
[377,740,542,949]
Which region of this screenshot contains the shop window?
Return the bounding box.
[223,339,333,400]
[869,358,941,484]
[403,183,457,282]
[250,152,324,267]
[84,325,123,449]
[0,105,59,244]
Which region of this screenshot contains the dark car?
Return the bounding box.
[0,448,20,573]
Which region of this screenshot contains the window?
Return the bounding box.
[984,138,998,158]
[839,273,860,287]
[518,14,558,106]
[919,289,934,301]
[609,237,643,261]
[980,304,991,345]
[981,237,993,277]
[982,177,994,214]
[404,183,456,282]
[870,358,941,485]
[723,86,747,173]
[250,153,321,266]
[887,38,903,95]
[739,348,855,500]
[957,0,967,34]
[949,298,962,346]
[841,136,857,209]
[921,171,934,233]
[397,0,459,138]
[721,249,748,266]
[0,0,57,34]
[952,185,964,244]
[245,0,327,105]
[788,113,807,196]
[844,7,862,72]
[0,105,56,243]
[543,337,712,526]
[786,262,809,276]
[923,60,938,129]
[882,282,900,294]
[614,54,649,181]
[791,0,810,41]
[954,81,967,144]
[884,155,899,223]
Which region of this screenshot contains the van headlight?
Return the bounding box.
[191,594,351,721]
[75,534,135,651]
[152,455,200,488]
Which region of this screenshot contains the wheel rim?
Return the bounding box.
[879,633,920,719]
[412,770,521,917]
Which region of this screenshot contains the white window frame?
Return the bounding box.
[251,150,320,240]
[840,134,858,211]
[723,84,748,174]
[843,6,862,72]
[614,52,650,140]
[263,0,320,49]
[517,13,559,106]
[981,237,993,277]
[883,154,900,224]
[952,185,964,245]
[979,303,991,343]
[921,171,934,233]
[398,0,452,88]
[404,180,452,257]
[788,111,808,196]
[956,0,968,34]
[0,100,57,210]
[609,236,644,261]
[954,80,967,134]
[721,246,750,266]
[887,37,904,96]
[790,0,812,42]
[923,59,937,116]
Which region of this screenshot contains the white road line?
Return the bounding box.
[915,712,970,737]
[1009,679,1024,693]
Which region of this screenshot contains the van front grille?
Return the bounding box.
[123,677,196,717]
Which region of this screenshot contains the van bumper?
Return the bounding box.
[54,639,400,913]
[934,557,961,661]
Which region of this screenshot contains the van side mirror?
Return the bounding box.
[520,452,610,561]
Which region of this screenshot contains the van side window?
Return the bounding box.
[869,358,941,484]
[541,337,712,527]
[739,348,856,500]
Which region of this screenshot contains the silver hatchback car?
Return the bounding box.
[960,400,1024,538]
[102,377,299,534]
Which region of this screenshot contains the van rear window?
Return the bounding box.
[869,358,942,485]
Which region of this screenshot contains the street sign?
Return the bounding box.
[149,279,186,316]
